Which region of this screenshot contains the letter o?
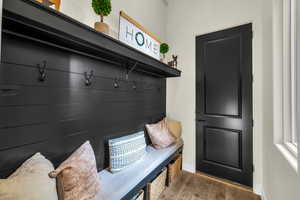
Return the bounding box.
[135,32,145,46]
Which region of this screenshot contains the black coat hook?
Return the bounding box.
[84,70,94,86]
[37,61,47,82]
[132,81,137,90]
[114,79,119,88]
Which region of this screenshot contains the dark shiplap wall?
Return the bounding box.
[0,33,166,178]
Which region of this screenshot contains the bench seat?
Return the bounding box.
[98,139,183,200]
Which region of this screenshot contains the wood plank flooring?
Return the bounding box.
[159,171,261,200]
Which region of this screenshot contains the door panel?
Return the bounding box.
[204,127,241,169]
[196,24,253,187]
[204,36,241,117]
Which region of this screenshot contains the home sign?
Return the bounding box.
[119,11,161,60]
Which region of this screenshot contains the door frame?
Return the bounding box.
[195,23,253,186]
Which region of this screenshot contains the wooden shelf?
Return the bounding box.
[2,0,181,78]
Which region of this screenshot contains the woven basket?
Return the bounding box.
[147,168,167,200]
[167,155,182,186]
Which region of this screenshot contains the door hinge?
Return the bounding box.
[252,119,254,127]
[252,164,255,172]
[252,74,254,83]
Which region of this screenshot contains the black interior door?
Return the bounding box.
[196,24,253,187]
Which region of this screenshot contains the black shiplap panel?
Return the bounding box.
[0,118,88,151]
[0,106,49,128]
[0,103,90,128]
[0,33,166,178]
[2,34,165,81]
[0,63,162,93]
[0,100,162,127]
[0,86,163,106]
[0,131,92,176]
[3,34,70,70]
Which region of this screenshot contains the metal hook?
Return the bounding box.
[132,81,137,90]
[37,61,47,82]
[84,70,94,86]
[113,78,119,88]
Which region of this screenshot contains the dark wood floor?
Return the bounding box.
[159,171,261,200]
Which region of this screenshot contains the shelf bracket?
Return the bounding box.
[126,62,138,80]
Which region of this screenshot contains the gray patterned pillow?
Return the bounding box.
[109,131,147,173]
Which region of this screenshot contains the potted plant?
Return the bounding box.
[160,43,169,62]
[92,0,112,34]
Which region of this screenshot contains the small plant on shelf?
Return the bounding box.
[160,43,169,62]
[92,0,112,34]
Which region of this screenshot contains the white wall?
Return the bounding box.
[60,0,167,41]
[261,0,300,199]
[60,0,95,29]
[165,0,264,194]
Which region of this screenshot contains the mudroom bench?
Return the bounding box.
[1,2,183,200]
[98,140,183,200]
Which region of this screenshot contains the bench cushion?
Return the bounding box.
[98,139,183,200]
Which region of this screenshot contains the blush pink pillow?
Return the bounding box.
[146,118,176,149]
[49,141,102,200]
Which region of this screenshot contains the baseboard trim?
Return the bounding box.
[195,172,253,193]
[261,188,270,200]
[253,183,262,196]
[182,163,195,173]
[183,163,265,198]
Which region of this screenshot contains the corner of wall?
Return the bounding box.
[253,183,263,196]
[261,187,270,200]
[182,162,196,173]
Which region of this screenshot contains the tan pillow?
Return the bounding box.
[145,118,176,149]
[49,141,102,200]
[166,120,182,140]
[0,153,58,200]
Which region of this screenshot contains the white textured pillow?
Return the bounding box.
[0,153,58,200]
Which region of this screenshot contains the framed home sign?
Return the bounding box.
[119,11,161,60]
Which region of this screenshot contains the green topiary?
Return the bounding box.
[160,43,169,58]
[92,0,112,22]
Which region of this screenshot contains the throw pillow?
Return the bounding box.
[49,141,101,200]
[0,153,58,200]
[145,118,176,149]
[109,131,147,173]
